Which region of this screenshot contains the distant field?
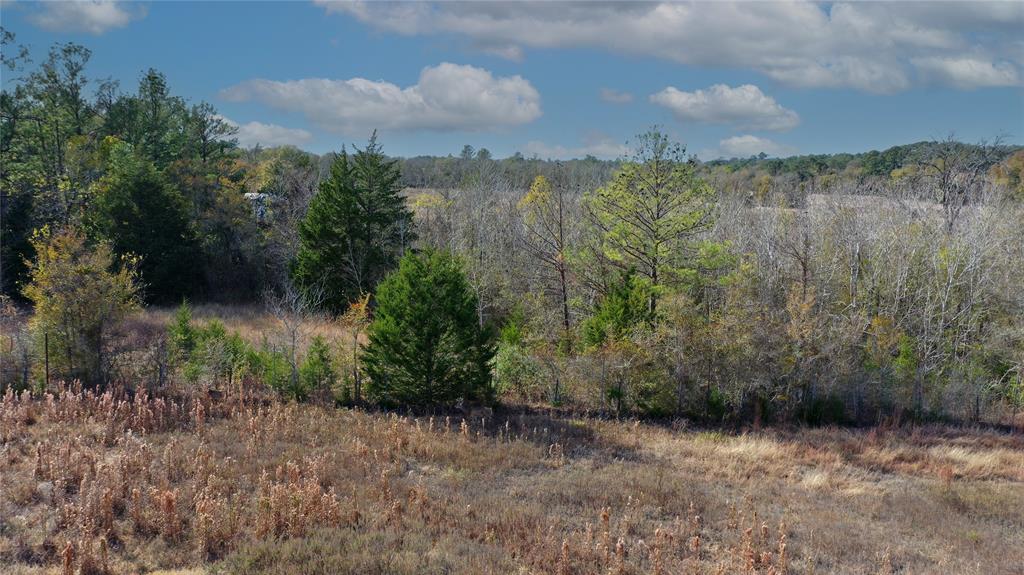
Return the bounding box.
[2,387,1022,575]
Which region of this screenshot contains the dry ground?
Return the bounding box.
[1,385,1022,575]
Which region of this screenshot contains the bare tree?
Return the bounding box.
[264,281,324,395]
[517,166,582,337]
[916,136,1004,232]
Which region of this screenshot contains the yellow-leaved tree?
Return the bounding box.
[23,227,140,388]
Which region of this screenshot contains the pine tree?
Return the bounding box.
[300,335,336,396]
[362,249,496,407]
[585,129,714,315]
[292,134,414,313]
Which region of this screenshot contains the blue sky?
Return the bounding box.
[2,1,1022,159]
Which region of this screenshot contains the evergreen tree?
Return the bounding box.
[362,250,495,407]
[87,140,201,303]
[168,301,197,361]
[581,270,656,347]
[585,129,714,315]
[300,335,336,396]
[292,134,414,313]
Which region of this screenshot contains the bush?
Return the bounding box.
[168,303,250,389]
[493,341,543,401]
[300,336,336,397]
[168,301,197,361]
[248,347,300,400]
[362,250,496,407]
[23,226,140,388]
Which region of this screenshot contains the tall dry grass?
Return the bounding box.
[1,384,1022,574]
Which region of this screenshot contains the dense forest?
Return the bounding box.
[3,38,1023,426]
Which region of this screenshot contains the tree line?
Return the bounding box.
[3,36,1023,424]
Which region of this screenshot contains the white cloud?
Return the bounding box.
[220,63,541,133]
[600,88,633,104]
[28,0,143,35]
[715,135,798,159]
[319,1,1024,92]
[521,133,629,160]
[913,56,1021,89]
[478,43,524,62]
[650,84,800,131]
[219,116,313,149]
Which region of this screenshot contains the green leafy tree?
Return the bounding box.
[292,134,414,313]
[585,129,713,314]
[362,249,496,407]
[23,226,139,387]
[87,140,200,303]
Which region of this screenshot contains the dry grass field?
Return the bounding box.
[2,383,1022,575]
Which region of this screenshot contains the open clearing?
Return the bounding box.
[2,387,1022,575]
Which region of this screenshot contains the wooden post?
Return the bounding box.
[44,332,50,388]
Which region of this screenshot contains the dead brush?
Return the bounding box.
[600,507,612,562]
[557,539,571,575]
[154,488,180,540]
[7,382,1022,575]
[58,537,110,575]
[194,484,239,559]
[0,388,37,440]
[192,400,206,434]
[728,510,790,575]
[76,474,117,537]
[776,521,788,575]
[879,547,895,575]
[938,464,956,486]
[650,527,671,575]
[129,487,149,534]
[254,458,345,539]
[612,537,627,575]
[743,526,757,574]
[689,502,702,560]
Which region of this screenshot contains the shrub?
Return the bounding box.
[22,226,139,388]
[362,250,496,407]
[493,341,543,401]
[248,347,299,400]
[169,304,251,389]
[168,301,197,361]
[300,336,336,397]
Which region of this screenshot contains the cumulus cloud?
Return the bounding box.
[600,88,634,104]
[220,63,541,133]
[218,116,313,149]
[28,0,144,35]
[714,135,798,159]
[913,56,1021,89]
[318,1,1024,92]
[522,133,629,160]
[650,84,800,131]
